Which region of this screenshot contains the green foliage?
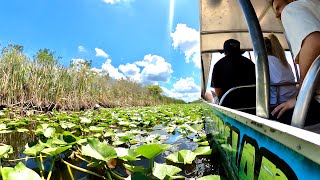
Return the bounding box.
[34,48,59,66]
[0,104,220,179]
[1,162,41,180]
[0,44,186,110]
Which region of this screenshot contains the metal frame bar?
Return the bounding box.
[201,29,284,35]
[291,55,320,128]
[238,0,270,118]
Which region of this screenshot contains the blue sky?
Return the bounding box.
[0,0,201,102]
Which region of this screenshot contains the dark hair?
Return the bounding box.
[264,37,272,55]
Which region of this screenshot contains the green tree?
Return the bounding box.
[34,49,59,66]
[146,85,162,96]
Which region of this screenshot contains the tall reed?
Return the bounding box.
[0,46,185,110]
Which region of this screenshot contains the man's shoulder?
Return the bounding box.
[284,0,318,13]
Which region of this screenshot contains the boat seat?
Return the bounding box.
[219,85,256,112]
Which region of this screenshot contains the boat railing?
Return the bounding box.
[291,55,320,128]
[238,0,270,119]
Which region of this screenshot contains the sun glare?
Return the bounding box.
[169,0,175,32]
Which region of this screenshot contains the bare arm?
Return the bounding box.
[272,32,320,118]
[214,88,223,100]
[298,32,320,86]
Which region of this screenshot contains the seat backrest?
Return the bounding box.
[219,85,256,110]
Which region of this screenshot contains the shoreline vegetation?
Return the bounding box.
[0,45,185,111]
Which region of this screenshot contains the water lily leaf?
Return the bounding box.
[115,147,140,161]
[0,123,7,130]
[89,126,104,133]
[80,117,92,124]
[197,141,209,146]
[3,162,41,180]
[41,145,72,156]
[44,127,56,138]
[0,144,13,158]
[104,131,115,137]
[196,175,221,180]
[62,132,80,144]
[17,128,29,133]
[52,138,68,145]
[123,164,146,173]
[166,150,197,164]
[0,130,13,134]
[23,144,45,157]
[112,140,126,146]
[61,122,76,129]
[118,121,130,126]
[180,124,197,134]
[125,172,148,180]
[81,138,117,162]
[193,146,212,156]
[135,143,171,159]
[152,162,182,180]
[41,124,49,130]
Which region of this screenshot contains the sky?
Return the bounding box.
[0,0,201,102]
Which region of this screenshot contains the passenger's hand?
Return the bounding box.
[271,98,296,119]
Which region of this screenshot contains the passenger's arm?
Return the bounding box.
[272,32,320,119]
[214,88,223,100]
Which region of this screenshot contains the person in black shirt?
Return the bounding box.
[211,39,256,106]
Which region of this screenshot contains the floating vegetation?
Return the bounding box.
[0,104,224,179]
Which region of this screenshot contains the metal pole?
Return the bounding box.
[291,56,320,128]
[238,0,270,118]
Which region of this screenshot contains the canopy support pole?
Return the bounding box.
[238,0,270,118]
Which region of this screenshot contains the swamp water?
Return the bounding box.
[0,105,225,179]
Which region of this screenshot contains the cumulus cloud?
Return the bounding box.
[95,48,109,58]
[135,54,173,85]
[101,59,126,80]
[102,0,134,4]
[171,24,200,68]
[161,77,201,102]
[119,63,140,77]
[78,46,86,53]
[71,58,88,70]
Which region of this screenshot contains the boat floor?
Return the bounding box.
[304,123,320,134]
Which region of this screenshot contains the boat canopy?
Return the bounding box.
[200,0,289,97]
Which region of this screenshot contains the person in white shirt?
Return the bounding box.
[264,34,297,107]
[271,0,320,126]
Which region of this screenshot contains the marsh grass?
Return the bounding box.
[0,46,185,110]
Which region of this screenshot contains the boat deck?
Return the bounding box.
[304,124,320,134]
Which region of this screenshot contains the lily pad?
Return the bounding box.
[196,175,221,180]
[152,162,182,180]
[115,147,140,161]
[2,162,41,180]
[166,150,197,164]
[193,146,212,156]
[81,138,117,162]
[44,127,56,138]
[41,145,72,156]
[123,164,146,173]
[0,144,13,158]
[135,143,171,159]
[23,144,45,157]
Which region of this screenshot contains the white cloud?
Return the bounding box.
[161,77,201,102]
[88,53,172,84]
[95,48,109,58]
[119,63,140,77]
[101,59,126,80]
[78,46,86,53]
[135,54,173,85]
[171,24,200,68]
[102,0,134,4]
[173,77,200,93]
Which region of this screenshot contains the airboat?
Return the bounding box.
[200,0,320,179]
